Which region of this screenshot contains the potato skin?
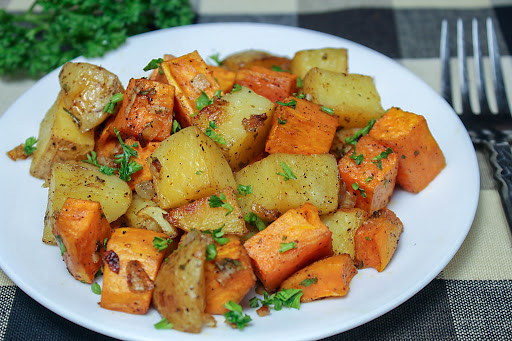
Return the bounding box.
[152,230,213,333]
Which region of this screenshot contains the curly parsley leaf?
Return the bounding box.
[103,93,123,114]
[202,225,230,245]
[113,128,143,181]
[83,151,117,176]
[243,213,268,232]
[23,136,38,156]
[204,120,226,145]
[223,301,252,330]
[208,193,233,216]
[153,236,172,252]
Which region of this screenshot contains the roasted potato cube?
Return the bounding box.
[320,208,368,258]
[59,62,124,132]
[148,126,237,209]
[29,93,95,179]
[44,162,132,245]
[193,86,275,171]
[152,230,213,333]
[166,187,247,235]
[123,193,161,232]
[235,153,339,218]
[303,68,384,129]
[290,48,348,80]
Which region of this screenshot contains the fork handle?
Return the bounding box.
[484,141,512,232]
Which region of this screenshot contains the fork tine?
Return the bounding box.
[486,17,511,115]
[440,19,452,106]
[472,18,490,114]
[457,19,472,114]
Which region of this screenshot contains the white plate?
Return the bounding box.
[0,23,479,340]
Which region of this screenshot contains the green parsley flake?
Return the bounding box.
[209,53,222,66]
[56,235,66,256]
[208,193,233,216]
[83,151,116,176]
[250,288,303,311]
[279,241,297,253]
[231,84,242,92]
[276,99,297,109]
[276,161,297,181]
[91,282,101,295]
[113,128,143,182]
[223,301,252,330]
[244,213,268,231]
[143,58,164,74]
[195,170,203,175]
[205,120,227,145]
[272,65,284,72]
[364,176,374,183]
[237,184,252,196]
[296,77,303,88]
[154,317,174,329]
[372,147,394,170]
[278,117,287,125]
[344,118,376,145]
[321,106,334,115]
[103,92,124,114]
[153,236,172,252]
[206,243,217,261]
[365,236,372,241]
[352,182,367,198]
[300,277,318,287]
[202,226,230,245]
[172,119,181,134]
[23,136,38,156]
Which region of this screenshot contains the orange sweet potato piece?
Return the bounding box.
[354,208,403,272]
[109,78,174,143]
[124,138,159,191]
[161,51,222,127]
[369,107,446,193]
[280,254,357,302]
[338,135,398,213]
[243,203,332,292]
[235,65,297,103]
[100,228,168,314]
[205,235,257,314]
[242,56,292,72]
[53,198,111,284]
[265,97,338,154]
[208,65,236,93]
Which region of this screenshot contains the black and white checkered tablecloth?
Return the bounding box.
[1,0,511,340]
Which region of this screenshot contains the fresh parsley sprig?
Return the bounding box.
[204,121,226,145]
[143,58,164,75]
[23,136,38,156]
[103,93,123,114]
[243,213,268,232]
[153,236,172,252]
[202,226,230,245]
[249,288,303,311]
[208,193,233,216]
[113,128,143,182]
[83,151,116,176]
[223,301,252,330]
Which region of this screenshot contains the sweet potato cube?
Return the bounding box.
[205,235,257,314]
[280,254,357,302]
[369,107,446,193]
[243,203,332,292]
[53,198,111,284]
[338,135,398,213]
[235,65,297,103]
[109,78,174,142]
[123,138,160,191]
[100,228,168,314]
[265,97,338,154]
[354,208,403,272]
[165,186,247,235]
[161,51,222,127]
[208,65,236,93]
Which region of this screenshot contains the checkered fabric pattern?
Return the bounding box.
[1,0,512,340]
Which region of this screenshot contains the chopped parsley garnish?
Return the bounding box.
[278,117,287,125]
[276,161,297,181]
[91,282,101,295]
[276,99,297,109]
[113,128,143,182]
[231,84,242,92]
[296,77,303,88]
[56,235,66,256]
[205,120,227,145]
[208,193,233,216]
[103,238,108,251]
[23,136,38,156]
[83,151,117,176]
[195,90,222,113]
[195,170,203,175]
[372,147,393,170]
[202,226,230,245]
[209,53,223,66]
[350,148,364,165]
[344,118,376,145]
[244,213,268,231]
[300,277,318,287]
[143,57,164,74]
[321,106,334,115]
[223,301,252,330]
[365,236,372,241]
[206,243,217,261]
[272,65,284,72]
[154,317,174,329]
[279,241,297,253]
[364,176,374,183]
[250,288,303,311]
[153,236,172,252]
[103,93,123,114]
[352,182,367,198]
[401,154,406,159]
[172,119,181,134]
[237,184,252,196]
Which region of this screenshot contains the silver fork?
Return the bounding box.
[440,18,512,231]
